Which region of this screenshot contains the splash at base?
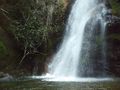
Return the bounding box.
[30,74,114,82]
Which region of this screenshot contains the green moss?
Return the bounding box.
[108,34,120,40]
[110,0,120,16]
[0,40,8,59]
[96,37,103,45]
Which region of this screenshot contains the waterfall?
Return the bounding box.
[47,0,110,77]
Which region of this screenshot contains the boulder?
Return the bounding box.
[0,72,14,82]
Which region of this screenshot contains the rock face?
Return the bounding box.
[107,16,120,77]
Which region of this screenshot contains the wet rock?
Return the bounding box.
[106,16,120,77]
[110,16,120,23]
[0,72,14,82]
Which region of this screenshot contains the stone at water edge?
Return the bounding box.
[0,72,14,82]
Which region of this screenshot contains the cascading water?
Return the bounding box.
[47,0,110,78]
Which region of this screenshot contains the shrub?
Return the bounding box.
[8,0,65,64]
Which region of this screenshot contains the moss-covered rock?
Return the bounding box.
[106,0,120,76]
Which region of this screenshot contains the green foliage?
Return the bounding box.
[10,0,64,49]
[11,10,46,49]
[0,40,8,59]
[8,0,65,63]
[110,0,120,16]
[96,37,103,45]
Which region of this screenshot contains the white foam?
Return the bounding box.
[30,75,114,82]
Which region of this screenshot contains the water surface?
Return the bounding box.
[0,78,120,90]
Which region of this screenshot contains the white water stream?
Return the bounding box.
[47,0,110,78]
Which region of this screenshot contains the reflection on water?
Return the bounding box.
[0,78,120,90]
